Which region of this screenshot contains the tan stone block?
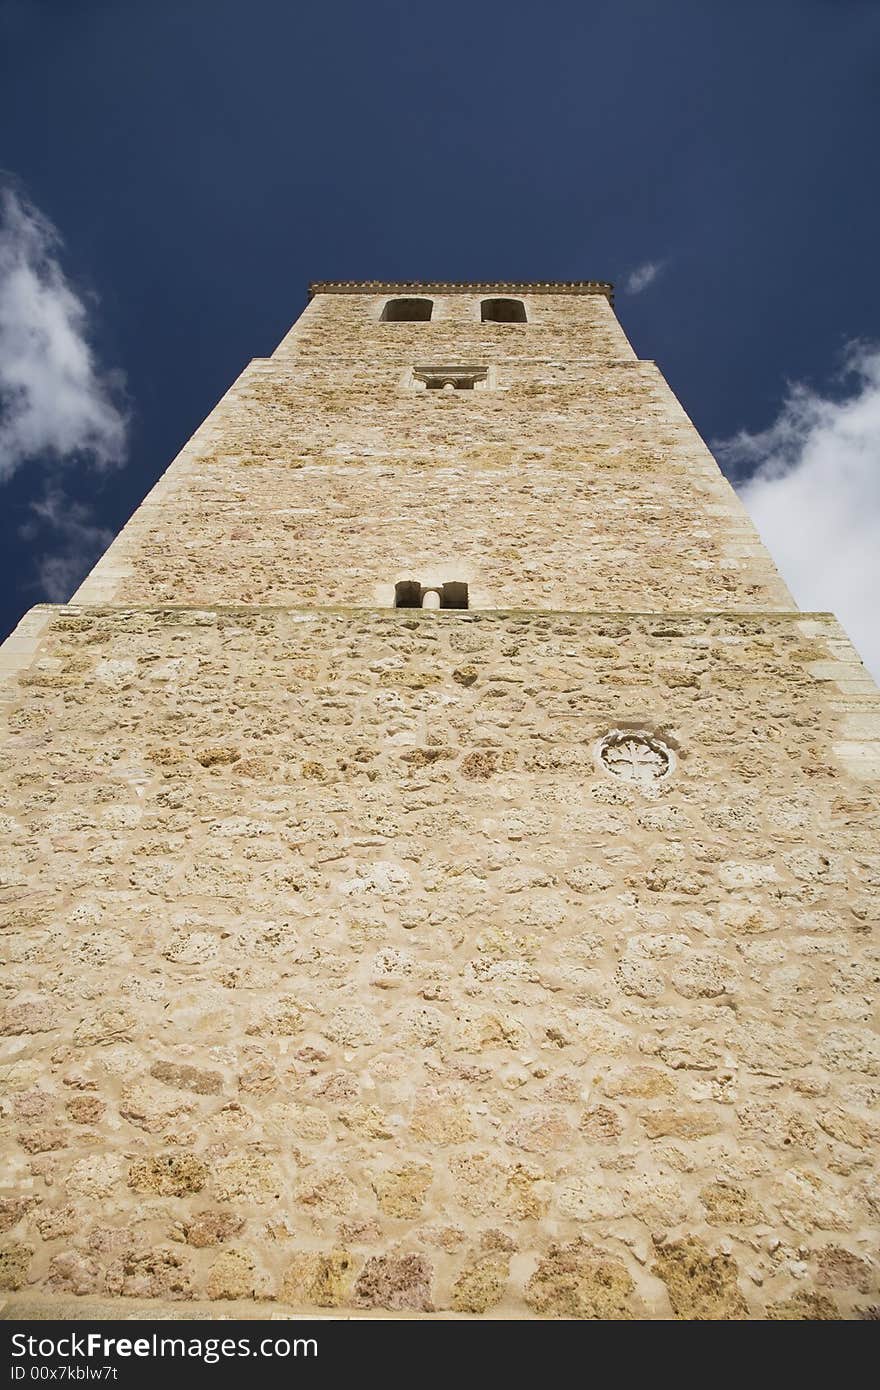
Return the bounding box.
[0,1242,33,1291]
[525,1241,637,1319]
[450,1254,509,1314]
[278,1250,356,1307]
[652,1237,749,1319]
[371,1162,432,1218]
[205,1248,256,1300]
[127,1154,207,1197]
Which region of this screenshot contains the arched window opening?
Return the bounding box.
[381,298,433,322]
[481,298,527,323]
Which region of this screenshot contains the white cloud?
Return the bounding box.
[0,185,127,482]
[624,261,663,295]
[717,343,880,680]
[0,183,128,606]
[20,485,113,602]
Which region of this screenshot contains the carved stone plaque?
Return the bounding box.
[596,730,674,787]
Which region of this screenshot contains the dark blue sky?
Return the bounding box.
[1,0,879,640]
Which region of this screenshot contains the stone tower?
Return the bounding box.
[1,281,879,1320]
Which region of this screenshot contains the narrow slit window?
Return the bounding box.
[381,298,433,322]
[481,298,527,323]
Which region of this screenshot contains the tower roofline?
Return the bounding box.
[308,279,614,304]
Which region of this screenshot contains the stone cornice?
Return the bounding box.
[308,279,614,304]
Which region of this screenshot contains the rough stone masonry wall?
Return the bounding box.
[74,293,790,613]
[1,605,879,1317]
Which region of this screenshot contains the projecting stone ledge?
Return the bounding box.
[0,1296,470,1320]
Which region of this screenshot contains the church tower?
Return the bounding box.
[1,282,878,1318]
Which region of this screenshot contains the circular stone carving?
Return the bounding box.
[596,730,675,787]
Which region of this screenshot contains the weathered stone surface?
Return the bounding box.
[580,1105,623,1140]
[0,1242,32,1290]
[295,1169,357,1215]
[119,1080,194,1135]
[214,1155,281,1203]
[816,1245,876,1294]
[353,1254,433,1312]
[371,1163,433,1219]
[205,1248,256,1300]
[450,1254,508,1314]
[0,1198,36,1233]
[18,1125,68,1154]
[766,1291,840,1320]
[196,747,240,767]
[47,1251,103,1296]
[409,1093,473,1145]
[105,1248,192,1300]
[183,1211,245,1248]
[278,1251,356,1307]
[127,1154,208,1197]
[699,1182,765,1227]
[652,1238,749,1320]
[65,1097,105,1125]
[150,1062,224,1095]
[641,1108,718,1140]
[66,1156,124,1197]
[602,1066,676,1100]
[524,1241,636,1319]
